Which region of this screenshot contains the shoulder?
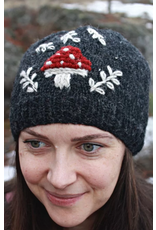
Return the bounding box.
[5,192,14,204]
[4,179,15,203]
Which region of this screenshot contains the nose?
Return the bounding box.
[47,150,77,189]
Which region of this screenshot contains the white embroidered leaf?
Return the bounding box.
[111,79,120,85]
[70,31,77,35]
[87,27,106,46]
[96,88,105,95]
[89,78,95,87]
[87,28,93,34]
[106,75,116,81]
[106,82,114,90]
[107,65,113,75]
[31,73,37,81]
[99,37,106,46]
[73,37,81,43]
[36,42,55,53]
[35,48,40,53]
[20,70,27,78]
[92,34,97,39]
[89,65,122,95]
[34,82,38,90]
[62,37,68,44]
[20,78,27,84]
[41,46,46,52]
[27,67,33,77]
[22,81,30,89]
[113,70,123,76]
[20,67,38,92]
[27,87,34,93]
[95,81,104,88]
[60,31,80,44]
[100,71,106,81]
[46,42,55,50]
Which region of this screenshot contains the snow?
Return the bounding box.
[133,117,153,160]
[4,165,16,182]
[143,116,153,148]
[146,177,153,184]
[62,1,153,20]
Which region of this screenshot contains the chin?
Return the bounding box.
[51,215,85,228]
[47,208,89,228]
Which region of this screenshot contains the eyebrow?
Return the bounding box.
[22,128,49,140]
[71,134,114,142]
[23,128,114,142]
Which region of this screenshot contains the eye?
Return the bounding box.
[24,140,46,149]
[81,143,102,152]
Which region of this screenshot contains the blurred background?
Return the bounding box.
[4,0,153,182]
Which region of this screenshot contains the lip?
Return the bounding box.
[45,190,85,207]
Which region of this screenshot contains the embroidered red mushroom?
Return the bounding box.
[41,46,92,89]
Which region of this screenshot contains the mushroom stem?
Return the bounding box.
[54,73,71,89]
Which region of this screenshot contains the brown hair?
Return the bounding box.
[4,144,153,230]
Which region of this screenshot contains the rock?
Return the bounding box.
[4,38,24,119]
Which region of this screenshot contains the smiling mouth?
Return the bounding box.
[45,190,85,206]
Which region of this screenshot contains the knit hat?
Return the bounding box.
[10,25,150,155]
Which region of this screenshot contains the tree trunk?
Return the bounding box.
[108,0,112,14]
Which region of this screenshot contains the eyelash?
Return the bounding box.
[23,140,104,156]
[23,140,47,149]
[78,143,103,154]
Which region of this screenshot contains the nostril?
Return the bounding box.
[46,165,77,190]
[47,169,53,183]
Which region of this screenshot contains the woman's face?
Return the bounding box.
[19,124,125,229]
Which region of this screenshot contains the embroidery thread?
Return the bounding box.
[20,67,38,93]
[35,42,55,53]
[60,31,81,44]
[41,46,92,90]
[87,27,106,46]
[89,65,123,95]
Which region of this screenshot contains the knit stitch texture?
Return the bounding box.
[10,26,151,155]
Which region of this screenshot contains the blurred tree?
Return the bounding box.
[108,0,112,14]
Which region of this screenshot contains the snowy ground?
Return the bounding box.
[62,1,153,20]
[143,117,153,149]
[4,165,16,182]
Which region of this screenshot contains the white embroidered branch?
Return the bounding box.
[87,27,106,46]
[20,67,38,93]
[60,31,81,44]
[89,66,123,95]
[35,42,55,53]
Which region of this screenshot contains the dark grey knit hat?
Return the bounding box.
[10,25,150,155]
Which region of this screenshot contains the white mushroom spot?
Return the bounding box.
[77,62,82,68]
[63,48,69,52]
[60,61,64,65]
[69,54,75,60]
[56,53,60,55]
[46,61,52,66]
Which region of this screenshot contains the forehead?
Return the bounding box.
[21,123,116,141]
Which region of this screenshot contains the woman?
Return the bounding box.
[5,26,152,230]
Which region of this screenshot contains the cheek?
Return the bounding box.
[84,159,122,190]
[19,152,47,184]
[84,160,123,207]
